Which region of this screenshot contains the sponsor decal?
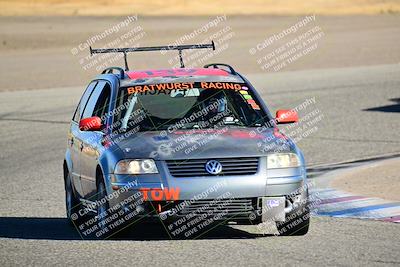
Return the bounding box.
[200,82,242,90]
[243,94,253,100]
[236,91,260,110]
[127,82,195,94]
[127,68,229,79]
[127,82,244,94]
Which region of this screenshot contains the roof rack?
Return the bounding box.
[203,63,237,75]
[90,41,215,71]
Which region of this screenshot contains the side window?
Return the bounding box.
[113,86,127,125]
[72,81,97,122]
[93,84,111,125]
[81,81,111,124]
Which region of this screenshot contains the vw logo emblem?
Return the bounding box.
[205,160,222,175]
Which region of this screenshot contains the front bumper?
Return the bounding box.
[105,158,307,223]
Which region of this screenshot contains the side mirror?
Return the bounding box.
[79,116,102,131]
[276,109,298,124]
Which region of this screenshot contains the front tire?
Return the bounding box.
[95,176,125,239]
[96,179,110,233]
[64,168,81,226]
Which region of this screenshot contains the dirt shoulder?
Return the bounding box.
[330,158,400,202]
[1,15,399,91]
[1,0,400,16]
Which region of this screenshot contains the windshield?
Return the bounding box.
[113,81,270,132]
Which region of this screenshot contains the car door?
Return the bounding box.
[79,80,112,199]
[69,81,97,198]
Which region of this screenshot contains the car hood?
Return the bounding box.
[115,127,294,160]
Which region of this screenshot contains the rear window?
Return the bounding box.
[113,81,270,132]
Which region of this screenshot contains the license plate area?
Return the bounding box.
[259,197,286,222]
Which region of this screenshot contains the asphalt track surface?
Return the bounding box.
[0,64,400,266]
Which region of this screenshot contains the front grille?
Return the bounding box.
[177,198,255,218]
[166,157,259,177]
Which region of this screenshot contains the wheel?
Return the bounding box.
[95,179,110,234]
[94,177,125,239]
[94,174,137,239]
[276,208,310,236]
[64,168,81,226]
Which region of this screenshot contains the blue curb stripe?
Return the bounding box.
[317,202,400,216]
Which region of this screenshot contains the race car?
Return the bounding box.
[63,42,310,238]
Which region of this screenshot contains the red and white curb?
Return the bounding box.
[311,188,400,223]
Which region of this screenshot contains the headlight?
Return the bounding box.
[114,159,158,174]
[267,153,301,169]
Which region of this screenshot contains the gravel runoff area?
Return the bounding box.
[331,157,400,202]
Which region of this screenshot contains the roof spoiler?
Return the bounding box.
[90,41,215,71]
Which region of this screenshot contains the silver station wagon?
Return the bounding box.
[64,43,310,239]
